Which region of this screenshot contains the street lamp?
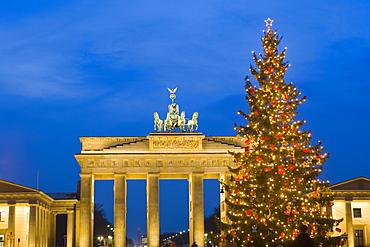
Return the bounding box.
[97,236,103,246]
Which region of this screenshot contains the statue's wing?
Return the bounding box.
[167,87,178,94]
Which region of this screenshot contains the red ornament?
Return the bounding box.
[301,206,306,211]
[293,231,299,237]
[266,66,274,73]
[281,113,287,117]
[246,236,252,241]
[284,210,291,215]
[270,99,276,105]
[253,110,259,116]
[245,140,251,145]
[298,178,303,183]
[250,89,255,94]
[287,218,292,223]
[246,209,253,216]
[235,178,241,181]
[233,189,240,193]
[262,136,269,141]
[273,84,279,90]
[231,231,236,235]
[276,134,283,139]
[314,154,321,160]
[267,49,275,53]
[264,167,271,172]
[278,165,285,175]
[283,94,288,100]
[329,202,334,207]
[254,214,259,220]
[269,144,276,150]
[268,199,274,204]
[303,148,310,153]
[245,146,250,152]
[250,190,254,195]
[256,156,263,162]
[288,164,295,171]
[292,209,298,214]
[280,232,285,238]
[243,174,250,179]
[312,190,319,198]
[335,228,342,233]
[282,125,289,130]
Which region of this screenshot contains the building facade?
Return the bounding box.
[0,180,79,247]
[330,177,370,247]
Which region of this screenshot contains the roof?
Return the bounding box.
[330,176,370,191]
[47,193,78,200]
[0,179,39,193]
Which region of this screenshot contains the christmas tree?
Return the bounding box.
[217,18,345,247]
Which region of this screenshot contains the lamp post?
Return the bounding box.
[97,236,103,246]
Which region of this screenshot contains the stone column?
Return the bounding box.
[49,212,56,247]
[219,173,228,226]
[79,174,94,247]
[67,210,75,247]
[75,204,81,247]
[189,173,204,247]
[114,174,127,247]
[28,204,38,247]
[7,203,15,247]
[147,173,160,247]
[345,198,354,247]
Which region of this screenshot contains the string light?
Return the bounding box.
[216,19,344,247]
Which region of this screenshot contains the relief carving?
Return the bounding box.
[190,160,196,167]
[212,160,218,167]
[111,160,118,167]
[87,160,95,168]
[152,139,199,149]
[201,160,207,167]
[156,160,163,167]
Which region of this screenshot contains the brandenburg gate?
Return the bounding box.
[74,89,246,247]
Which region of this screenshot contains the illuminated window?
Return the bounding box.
[353,208,362,218]
[0,212,5,222]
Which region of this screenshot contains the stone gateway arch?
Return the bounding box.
[74,133,246,247]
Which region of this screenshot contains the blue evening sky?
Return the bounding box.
[1,0,370,242]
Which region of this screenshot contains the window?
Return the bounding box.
[353,208,362,218]
[0,212,5,222]
[0,234,4,247]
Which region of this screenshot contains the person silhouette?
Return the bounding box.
[293,225,314,247]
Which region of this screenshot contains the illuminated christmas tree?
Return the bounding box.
[217,18,345,247]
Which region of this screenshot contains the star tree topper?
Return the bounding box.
[264,17,274,28]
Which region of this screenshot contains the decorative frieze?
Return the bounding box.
[79,158,233,168]
[147,133,205,151]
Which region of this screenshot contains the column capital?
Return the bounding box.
[80,173,94,178]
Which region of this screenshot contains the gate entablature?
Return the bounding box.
[75,133,246,177]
